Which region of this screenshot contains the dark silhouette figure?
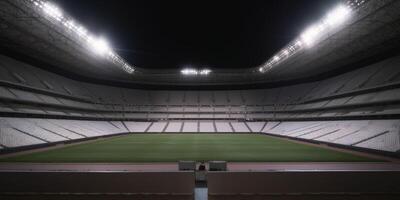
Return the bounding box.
[198,162,206,171]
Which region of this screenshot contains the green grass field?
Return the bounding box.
[1,134,376,163]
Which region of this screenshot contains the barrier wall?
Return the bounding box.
[0,171,195,199]
[208,171,400,196]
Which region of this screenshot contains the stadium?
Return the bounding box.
[0,0,400,199]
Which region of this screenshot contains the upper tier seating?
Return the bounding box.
[1,54,400,121]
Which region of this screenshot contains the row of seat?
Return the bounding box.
[1,53,400,122]
[266,120,400,152]
[1,118,399,153]
[1,54,400,107]
[0,118,126,148]
[1,81,399,120]
[1,102,398,121]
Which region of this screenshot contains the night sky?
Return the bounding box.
[52,0,340,69]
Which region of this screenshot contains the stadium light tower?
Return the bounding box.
[258,0,362,73]
[28,0,135,74]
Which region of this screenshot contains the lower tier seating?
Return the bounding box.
[1,118,399,153]
[265,120,400,152]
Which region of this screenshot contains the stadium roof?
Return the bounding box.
[0,0,400,89]
[50,0,341,70]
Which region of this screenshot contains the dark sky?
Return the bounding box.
[52,0,340,69]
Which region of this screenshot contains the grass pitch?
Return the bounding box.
[1,134,376,163]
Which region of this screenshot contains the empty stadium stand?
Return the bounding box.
[1,53,400,155]
[2,1,400,200]
[266,120,400,152]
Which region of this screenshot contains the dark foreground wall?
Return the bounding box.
[0,171,194,200]
[208,171,400,199]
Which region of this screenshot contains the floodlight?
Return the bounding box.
[301,4,350,47]
[64,20,75,29]
[259,2,354,73]
[295,40,302,47]
[199,69,211,75]
[325,5,351,26]
[283,50,289,56]
[123,63,135,74]
[88,37,111,56]
[181,68,211,76]
[43,2,63,20]
[28,0,136,74]
[181,68,198,75]
[76,26,88,37]
[301,24,324,46]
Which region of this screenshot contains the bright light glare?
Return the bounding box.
[199,69,211,75]
[260,3,353,73]
[88,37,111,55]
[301,4,351,46]
[76,26,87,37]
[181,68,211,76]
[181,68,198,75]
[301,24,324,46]
[43,2,63,20]
[325,5,351,26]
[123,63,135,74]
[283,50,289,56]
[64,20,75,29]
[29,0,136,74]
